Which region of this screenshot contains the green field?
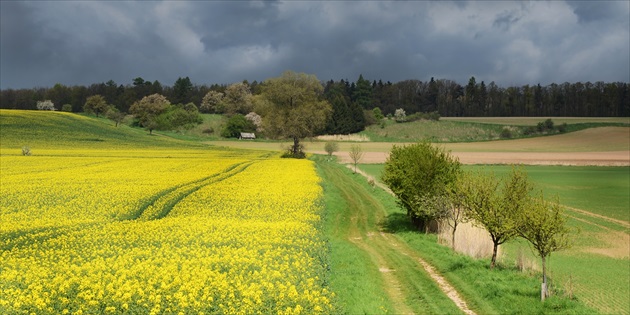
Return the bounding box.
[358,117,629,143]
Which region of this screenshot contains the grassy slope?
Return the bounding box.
[0,110,194,150]
[360,117,629,143]
[359,163,629,314]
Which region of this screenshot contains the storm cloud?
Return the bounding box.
[1,0,628,89]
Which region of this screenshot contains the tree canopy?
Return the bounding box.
[256,71,332,158]
[382,142,461,230]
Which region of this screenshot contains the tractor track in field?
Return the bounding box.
[322,161,475,315]
[131,161,255,221]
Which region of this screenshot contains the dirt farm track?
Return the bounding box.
[333,150,630,166]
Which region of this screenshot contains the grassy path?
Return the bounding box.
[318,158,471,314]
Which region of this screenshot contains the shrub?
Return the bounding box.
[544,118,555,130]
[363,110,378,126]
[61,104,73,112]
[221,114,256,138]
[36,100,55,111]
[425,111,441,121]
[394,108,407,122]
[324,141,339,157]
[557,123,567,133]
[500,127,513,139]
[523,126,537,136]
[382,141,461,230]
[372,107,384,120]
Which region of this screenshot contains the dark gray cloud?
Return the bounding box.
[1,0,628,89]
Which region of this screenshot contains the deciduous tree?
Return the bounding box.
[201,90,224,113]
[324,141,339,157]
[105,106,126,127]
[223,82,253,115]
[256,71,332,158]
[518,193,571,301]
[36,100,55,111]
[349,144,363,173]
[461,167,533,268]
[382,142,461,230]
[83,94,109,117]
[129,94,170,134]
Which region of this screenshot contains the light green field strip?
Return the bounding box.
[442,117,630,126]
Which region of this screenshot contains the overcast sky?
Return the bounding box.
[1,1,628,89]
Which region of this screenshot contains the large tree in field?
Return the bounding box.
[256,71,332,158]
[129,93,170,134]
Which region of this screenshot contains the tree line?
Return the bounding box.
[1,75,628,118]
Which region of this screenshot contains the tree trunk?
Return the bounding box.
[451,223,457,250]
[541,255,548,301]
[490,242,498,269]
[292,137,299,156]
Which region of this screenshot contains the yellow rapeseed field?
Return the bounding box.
[0,111,335,314]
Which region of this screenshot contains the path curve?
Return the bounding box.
[347,164,476,315]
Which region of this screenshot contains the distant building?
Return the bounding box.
[239,132,256,140]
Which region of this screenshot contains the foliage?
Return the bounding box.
[348,144,363,173]
[61,104,73,112]
[105,106,126,127]
[517,192,571,300]
[324,81,365,134]
[3,77,630,118]
[221,114,256,138]
[382,142,461,229]
[157,103,203,131]
[222,82,253,115]
[244,112,263,132]
[129,94,170,134]
[200,90,224,113]
[83,94,110,117]
[352,74,372,109]
[460,167,533,268]
[256,71,332,158]
[394,108,406,122]
[372,107,384,120]
[324,142,339,157]
[36,100,55,111]
[171,76,193,105]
